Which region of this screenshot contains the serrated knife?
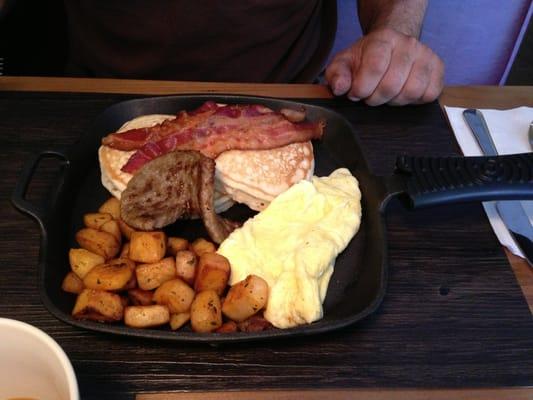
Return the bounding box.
[463,108,533,266]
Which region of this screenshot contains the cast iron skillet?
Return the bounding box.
[11,95,533,343]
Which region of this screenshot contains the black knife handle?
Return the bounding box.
[394,152,533,208]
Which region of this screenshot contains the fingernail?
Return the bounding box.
[348,95,360,102]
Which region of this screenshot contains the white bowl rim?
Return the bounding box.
[0,317,80,400]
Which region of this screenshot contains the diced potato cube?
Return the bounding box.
[128,288,154,306]
[100,219,122,243]
[190,290,222,333]
[129,231,166,263]
[169,312,190,330]
[69,248,105,279]
[83,213,113,230]
[61,271,84,294]
[222,275,268,322]
[167,237,189,256]
[175,250,197,285]
[194,253,230,296]
[75,228,120,260]
[72,289,124,322]
[124,305,170,328]
[83,258,135,291]
[98,197,121,220]
[136,257,176,290]
[153,279,195,314]
[189,238,216,257]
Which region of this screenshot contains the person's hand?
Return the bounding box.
[325,27,444,106]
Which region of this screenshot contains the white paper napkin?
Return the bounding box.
[444,106,533,258]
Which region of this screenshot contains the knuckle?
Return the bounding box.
[377,79,402,99]
[365,53,389,75]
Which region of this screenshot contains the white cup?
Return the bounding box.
[0,318,79,400]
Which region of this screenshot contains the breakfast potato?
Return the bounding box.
[83,212,113,230]
[118,219,136,240]
[100,219,122,243]
[119,242,130,258]
[222,275,268,322]
[61,271,84,294]
[169,312,190,331]
[128,288,154,306]
[72,289,124,322]
[153,279,195,314]
[190,238,216,256]
[69,248,105,279]
[136,257,176,290]
[190,290,222,333]
[194,253,230,296]
[76,228,120,260]
[83,258,135,291]
[167,237,189,256]
[129,231,166,263]
[216,321,238,334]
[175,250,197,285]
[98,197,121,220]
[124,305,170,328]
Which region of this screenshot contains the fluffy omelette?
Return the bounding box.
[217,168,362,329]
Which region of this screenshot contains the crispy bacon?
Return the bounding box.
[101,101,325,174]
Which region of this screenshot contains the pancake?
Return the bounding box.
[98,114,235,215]
[214,141,314,211]
[99,113,315,214]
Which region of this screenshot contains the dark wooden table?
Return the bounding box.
[0,78,532,400]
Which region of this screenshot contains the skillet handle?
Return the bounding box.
[392,152,533,208]
[11,149,70,223]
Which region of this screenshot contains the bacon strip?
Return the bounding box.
[101,101,325,174]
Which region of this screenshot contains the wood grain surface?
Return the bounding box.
[137,388,533,400]
[0,80,532,400]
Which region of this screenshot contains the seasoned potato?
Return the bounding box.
[190,238,216,256]
[167,237,189,256]
[98,197,121,220]
[169,312,190,330]
[61,271,84,294]
[83,213,113,230]
[124,305,170,328]
[118,219,136,240]
[120,242,130,258]
[83,258,135,291]
[69,248,105,279]
[100,219,122,243]
[216,321,238,333]
[128,288,154,306]
[72,289,124,322]
[75,228,120,260]
[153,279,195,314]
[136,257,176,290]
[190,290,222,333]
[129,231,166,263]
[175,250,197,285]
[194,253,230,296]
[222,275,268,322]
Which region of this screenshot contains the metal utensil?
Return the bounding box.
[463,109,533,266]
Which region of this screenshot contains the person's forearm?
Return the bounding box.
[357,0,428,38]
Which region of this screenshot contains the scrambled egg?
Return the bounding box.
[217,168,362,329]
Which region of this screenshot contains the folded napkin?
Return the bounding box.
[444,106,533,258]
